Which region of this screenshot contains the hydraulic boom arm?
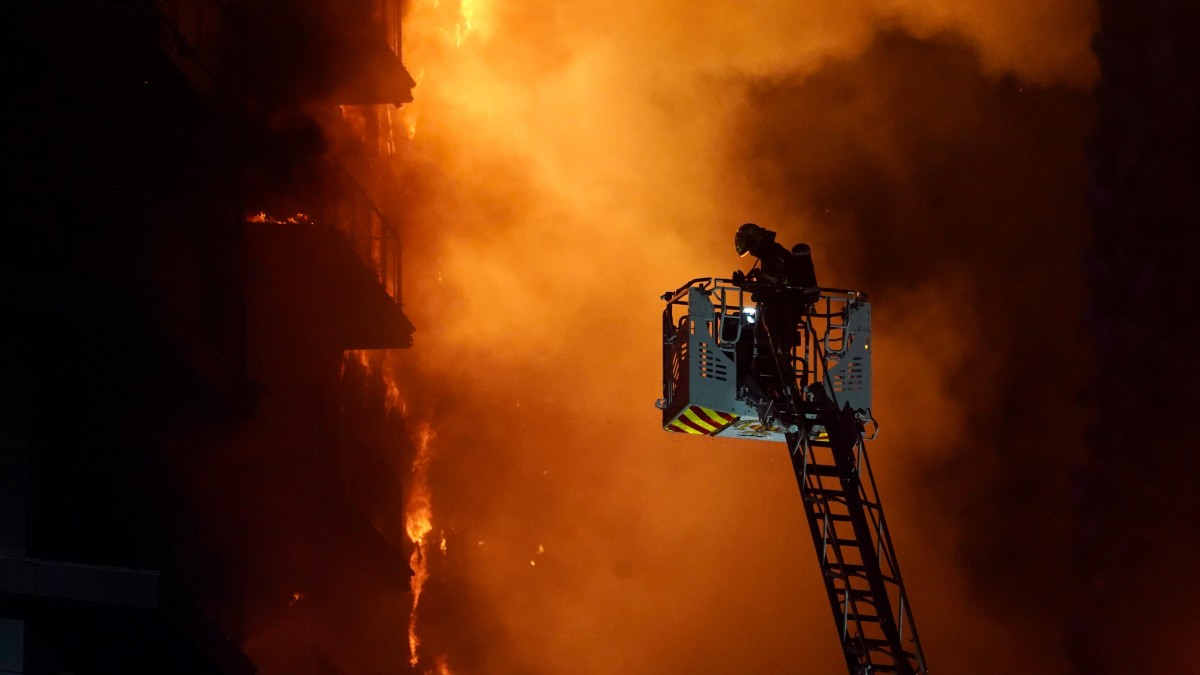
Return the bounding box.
[787,386,926,674]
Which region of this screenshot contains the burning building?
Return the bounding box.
[4,0,419,672]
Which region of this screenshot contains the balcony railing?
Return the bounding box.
[331,177,403,304]
[249,181,403,305]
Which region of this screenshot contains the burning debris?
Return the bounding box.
[246,211,312,224]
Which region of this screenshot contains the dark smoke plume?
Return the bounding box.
[731,29,1094,672]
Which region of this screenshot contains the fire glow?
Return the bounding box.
[406,421,438,669]
[343,351,447,670]
[454,0,477,46]
[387,0,1100,671]
[245,211,310,224]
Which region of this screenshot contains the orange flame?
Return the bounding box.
[402,105,420,140]
[406,421,437,668]
[385,375,407,415]
[454,0,473,46]
[245,211,310,225]
[342,351,448,670]
[341,349,371,378]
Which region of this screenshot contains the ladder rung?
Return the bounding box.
[804,463,840,477]
[824,511,853,521]
[859,638,893,649]
[839,588,880,601]
[850,614,883,623]
[830,570,897,586]
[824,566,869,581]
[803,488,847,501]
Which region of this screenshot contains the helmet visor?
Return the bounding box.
[735,228,754,256]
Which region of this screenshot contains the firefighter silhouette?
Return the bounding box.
[734,223,817,291]
[732,223,819,408]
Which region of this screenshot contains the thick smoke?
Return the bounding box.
[392,1,1097,672]
[734,30,1094,670]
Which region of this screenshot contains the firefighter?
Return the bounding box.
[733,222,817,290]
[732,223,819,409]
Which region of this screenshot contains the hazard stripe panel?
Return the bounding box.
[666,420,703,434]
[665,405,739,435]
[682,407,718,432]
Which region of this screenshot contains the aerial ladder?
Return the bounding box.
[658,276,927,675]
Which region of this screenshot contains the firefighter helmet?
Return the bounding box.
[735,223,773,256]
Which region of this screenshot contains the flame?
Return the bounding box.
[400,70,425,140]
[341,351,448,670]
[385,376,407,415]
[341,349,370,378]
[403,105,421,139]
[406,421,438,668]
[385,0,1102,670]
[403,0,488,53]
[245,211,310,224]
[454,0,476,46]
[384,105,398,155]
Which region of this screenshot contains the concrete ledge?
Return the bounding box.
[0,555,160,609]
